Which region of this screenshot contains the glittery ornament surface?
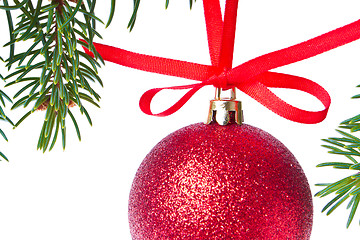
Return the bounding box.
[128,123,313,239]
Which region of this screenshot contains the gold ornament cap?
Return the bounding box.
[205,88,243,125]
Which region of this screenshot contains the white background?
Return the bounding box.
[1,0,360,239]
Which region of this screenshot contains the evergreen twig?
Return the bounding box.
[317,85,360,228]
[0,0,115,152]
[0,0,15,160]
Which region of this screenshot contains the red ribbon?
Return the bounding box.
[83,0,360,124]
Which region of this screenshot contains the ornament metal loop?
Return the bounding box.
[205,88,244,125]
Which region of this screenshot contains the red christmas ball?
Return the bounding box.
[128,123,313,239]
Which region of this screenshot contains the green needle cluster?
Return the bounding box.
[317,87,360,228]
[0,0,190,159]
[0,0,115,153]
[0,84,13,161]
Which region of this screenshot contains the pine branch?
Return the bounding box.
[0,0,115,152]
[0,0,16,161]
[317,86,360,228]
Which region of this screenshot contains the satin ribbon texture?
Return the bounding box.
[83,0,360,124]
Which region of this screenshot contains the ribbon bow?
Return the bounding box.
[84,0,360,124]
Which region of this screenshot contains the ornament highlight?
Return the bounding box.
[128,122,313,239]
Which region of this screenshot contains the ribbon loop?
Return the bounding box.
[238,72,331,124]
[139,84,205,117]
